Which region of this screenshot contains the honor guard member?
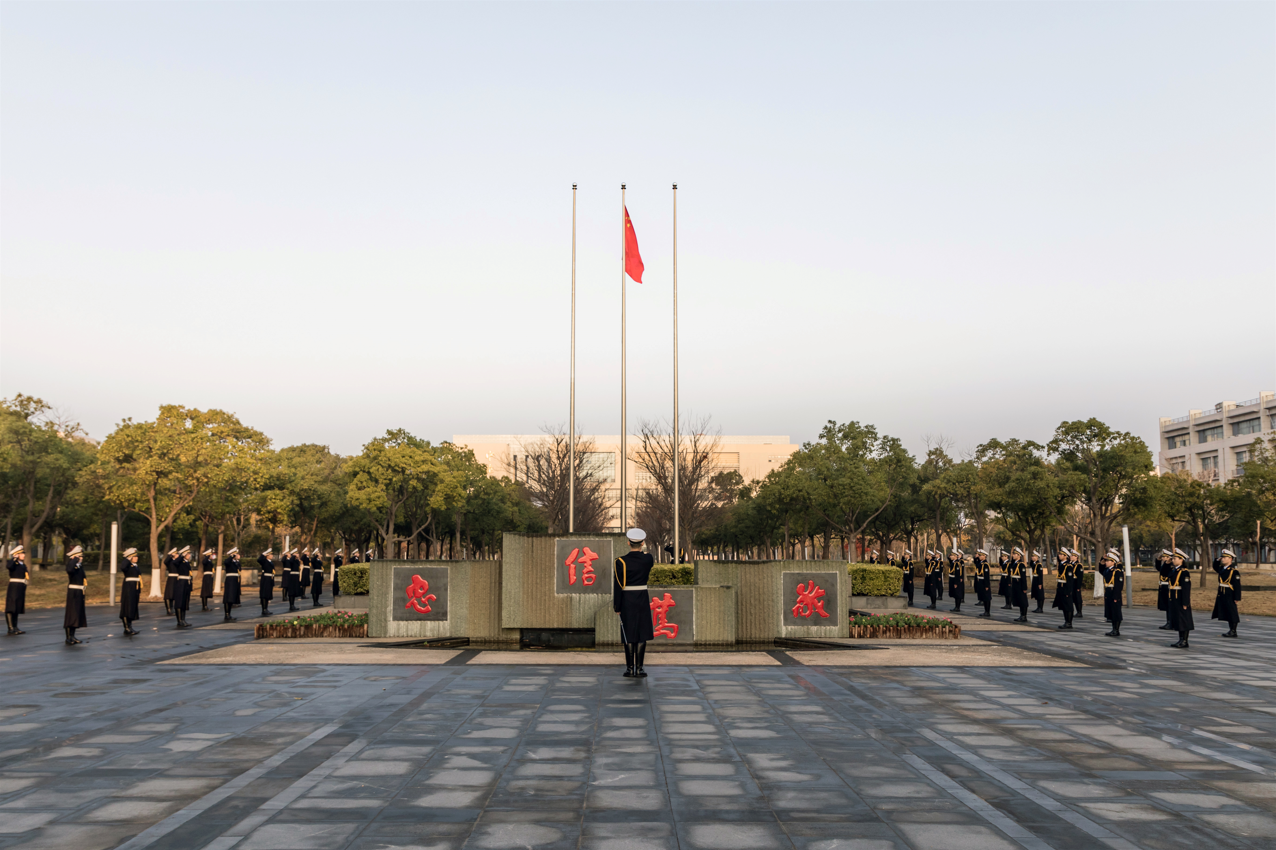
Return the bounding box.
[281,550,297,611]
[1071,549,1086,619]
[1155,550,1174,630]
[291,549,304,606]
[1167,548,1194,648]
[1098,549,1124,637]
[1212,549,1242,638]
[924,551,944,609]
[1030,551,1046,613]
[1052,549,1075,629]
[119,548,141,636]
[200,549,216,611]
[947,549,965,612]
[257,548,275,617]
[6,545,28,635]
[222,547,241,622]
[173,545,194,629]
[898,550,915,607]
[613,528,655,678]
[867,550,880,565]
[1009,547,1030,622]
[331,549,344,597]
[972,549,992,618]
[300,548,312,595]
[64,544,88,645]
[349,549,362,563]
[162,548,179,615]
[310,548,325,607]
[997,551,1013,608]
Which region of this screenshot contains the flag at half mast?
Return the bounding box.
[624,206,644,283]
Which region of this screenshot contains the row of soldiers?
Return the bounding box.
[868,545,1243,649]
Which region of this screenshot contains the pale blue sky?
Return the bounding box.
[2,2,1273,460]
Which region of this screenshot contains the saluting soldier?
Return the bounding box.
[997,551,1013,609]
[331,549,344,598]
[281,549,297,611]
[6,545,29,635]
[1052,549,1075,629]
[924,551,944,609]
[867,550,880,565]
[1167,548,1194,648]
[1030,551,1046,613]
[614,528,655,678]
[1155,550,1174,630]
[898,550,914,607]
[300,548,312,596]
[1009,547,1030,622]
[1212,548,1242,638]
[173,545,194,629]
[119,547,141,636]
[64,544,88,645]
[310,548,325,607]
[200,549,216,611]
[162,548,179,616]
[1071,549,1086,619]
[972,549,992,618]
[257,548,275,617]
[349,548,362,564]
[947,549,965,613]
[222,547,242,622]
[1099,549,1125,637]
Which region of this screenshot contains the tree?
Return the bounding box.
[978,438,1067,554]
[346,430,453,557]
[1048,419,1155,551]
[278,444,347,551]
[917,445,958,553]
[509,427,611,533]
[1224,435,1276,561]
[1162,471,1228,568]
[94,405,271,596]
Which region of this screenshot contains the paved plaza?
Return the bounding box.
[2,598,1276,850]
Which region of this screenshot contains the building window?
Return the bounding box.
[1168,459,1187,473]
[1166,434,1189,449]
[1197,425,1224,443]
[1199,455,1218,471]
[1236,450,1250,464]
[1233,418,1261,436]
[582,452,616,482]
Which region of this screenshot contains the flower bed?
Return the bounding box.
[848,612,960,639]
[254,611,368,639]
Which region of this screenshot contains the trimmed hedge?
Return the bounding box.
[650,565,694,586]
[256,610,368,639]
[847,612,960,639]
[849,564,903,597]
[338,565,369,595]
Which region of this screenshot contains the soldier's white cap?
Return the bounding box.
[8,545,23,555]
[1032,550,1043,558]
[626,528,646,542]
[977,549,988,555]
[352,549,360,556]
[167,548,178,556]
[1012,546,1024,556]
[1171,548,1188,559]
[203,548,215,555]
[1101,549,1120,563]
[262,548,273,556]
[903,550,912,556]
[303,547,311,553]
[67,545,83,557]
[1220,549,1236,559]
[227,547,239,555]
[335,549,343,555]
[179,545,192,554]
[122,547,138,558]
[1159,549,1171,557]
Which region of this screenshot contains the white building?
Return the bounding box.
[1158,392,1275,482]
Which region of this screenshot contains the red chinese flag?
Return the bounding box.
[624,206,644,283]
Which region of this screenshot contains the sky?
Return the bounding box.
[2,2,1273,464]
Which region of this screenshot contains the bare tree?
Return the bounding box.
[509,427,611,533]
[631,417,738,559]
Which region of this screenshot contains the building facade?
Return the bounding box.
[1158,392,1275,482]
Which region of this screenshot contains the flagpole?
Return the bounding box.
[672,183,680,565]
[620,183,628,531]
[569,183,576,534]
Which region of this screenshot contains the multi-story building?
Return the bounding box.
[453,434,800,529]
[1158,392,1275,482]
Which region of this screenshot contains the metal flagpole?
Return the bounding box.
[620,183,627,531]
[570,184,577,533]
[672,183,680,565]
[109,521,118,607]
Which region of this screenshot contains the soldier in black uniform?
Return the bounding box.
[997,551,1013,609]
[867,550,880,565]
[119,547,141,636]
[258,548,275,617]
[1070,548,1086,619]
[222,547,241,622]
[1009,547,1030,623]
[310,548,324,607]
[924,551,943,609]
[331,549,344,597]
[1167,548,1193,648]
[1155,550,1174,630]
[300,548,312,597]
[6,545,29,635]
[1212,548,1242,638]
[1030,551,1046,613]
[64,545,88,645]
[281,549,298,611]
[897,550,914,607]
[350,549,362,563]
[1099,549,1125,637]
[972,549,992,618]
[162,548,179,615]
[173,545,194,629]
[1052,549,1075,629]
[200,549,216,611]
[614,528,655,678]
[947,549,965,612]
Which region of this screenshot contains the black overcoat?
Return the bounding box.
[223,555,242,606]
[1167,567,1194,632]
[5,557,28,615]
[64,558,88,628]
[119,558,141,620]
[258,555,275,601]
[613,551,656,643]
[1211,565,1241,623]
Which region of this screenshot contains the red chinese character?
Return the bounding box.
[564,546,600,586]
[405,574,437,614]
[792,581,828,619]
[650,592,679,639]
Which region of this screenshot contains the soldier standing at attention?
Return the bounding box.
[1009,547,1030,623]
[64,544,88,645]
[300,548,312,597]
[1071,549,1086,619]
[1053,549,1075,629]
[898,550,914,607]
[1212,548,1242,639]
[119,547,141,636]
[6,545,28,635]
[310,548,325,607]
[998,551,1013,609]
[614,528,655,678]
[257,548,275,617]
[331,549,344,597]
[281,550,297,612]
[173,545,194,629]
[1156,550,1174,630]
[162,548,179,616]
[1030,551,1046,613]
[1099,549,1125,637]
[200,549,216,611]
[222,547,241,622]
[1167,548,1194,648]
[972,549,992,618]
[947,549,965,613]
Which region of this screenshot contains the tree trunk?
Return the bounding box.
[148,520,163,597]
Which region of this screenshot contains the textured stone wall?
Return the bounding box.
[694,560,848,640]
[501,533,629,630]
[368,560,517,641]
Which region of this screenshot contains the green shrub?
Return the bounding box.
[849,564,903,597]
[849,612,954,627]
[265,611,368,627]
[338,565,370,595]
[650,565,694,586]
[1081,570,1095,590]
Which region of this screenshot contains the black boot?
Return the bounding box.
[1014,607,1028,623]
[125,618,138,636]
[224,602,236,622]
[5,613,20,635]
[1222,626,1238,638]
[1172,631,1189,648]
[635,642,648,677]
[65,627,80,645]
[953,603,961,612]
[1158,623,1172,630]
[164,601,173,616]
[1058,620,1073,629]
[262,603,270,617]
[1105,623,1120,637]
[176,611,191,630]
[623,643,635,677]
